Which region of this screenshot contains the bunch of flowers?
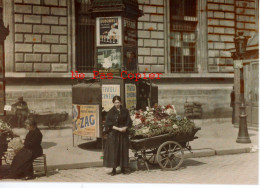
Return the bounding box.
[129,104,195,139]
[8,137,24,153]
[0,120,12,133]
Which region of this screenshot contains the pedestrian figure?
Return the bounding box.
[230,86,235,124]
[3,118,43,180]
[12,97,29,128]
[103,96,132,176]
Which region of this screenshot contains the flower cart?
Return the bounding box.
[129,105,201,171]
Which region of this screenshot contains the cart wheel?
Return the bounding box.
[144,148,158,165]
[156,141,184,170]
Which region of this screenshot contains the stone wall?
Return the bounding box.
[6,84,72,117]
[158,83,233,118]
[13,0,69,72]
[207,0,257,73]
[137,0,165,73]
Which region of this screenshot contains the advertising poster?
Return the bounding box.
[97,48,121,74]
[125,84,136,109]
[123,18,137,46]
[72,104,99,138]
[96,17,122,46]
[102,84,120,111]
[124,48,137,72]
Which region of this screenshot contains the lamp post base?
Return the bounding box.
[236,114,251,143]
[236,136,251,143]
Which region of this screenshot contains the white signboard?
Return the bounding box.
[102,84,120,111]
[125,84,136,109]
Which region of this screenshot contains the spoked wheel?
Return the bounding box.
[156,141,184,170]
[144,148,158,165]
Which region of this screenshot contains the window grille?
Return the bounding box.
[75,0,95,72]
[170,0,197,73]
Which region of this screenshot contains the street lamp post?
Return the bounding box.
[233,32,251,143]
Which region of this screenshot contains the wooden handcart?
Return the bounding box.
[129,127,201,171]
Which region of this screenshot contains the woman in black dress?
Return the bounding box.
[4,118,43,180]
[103,96,132,176]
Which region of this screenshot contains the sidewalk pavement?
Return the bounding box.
[11,118,258,171]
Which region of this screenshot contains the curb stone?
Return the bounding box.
[38,147,254,172]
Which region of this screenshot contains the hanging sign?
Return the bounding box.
[72,104,99,137]
[102,84,120,111]
[96,17,122,46]
[125,84,136,109]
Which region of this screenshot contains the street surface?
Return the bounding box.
[1,152,258,184]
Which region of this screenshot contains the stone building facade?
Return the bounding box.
[1,0,259,119]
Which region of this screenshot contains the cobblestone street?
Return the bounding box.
[4,152,256,185]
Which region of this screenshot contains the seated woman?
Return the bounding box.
[4,118,43,180]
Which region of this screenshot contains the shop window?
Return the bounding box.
[75,0,95,72]
[170,0,198,73]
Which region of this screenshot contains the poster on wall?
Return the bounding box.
[102,84,120,111]
[124,47,137,73]
[123,18,137,46]
[96,17,122,46]
[72,104,99,138]
[125,84,136,109]
[97,48,121,74]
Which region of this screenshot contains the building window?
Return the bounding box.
[75,0,95,72]
[170,0,198,73]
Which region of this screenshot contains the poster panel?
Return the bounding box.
[123,18,137,46]
[72,104,99,138]
[97,48,121,74]
[125,84,136,109]
[96,16,122,46]
[124,47,137,73]
[102,84,120,111]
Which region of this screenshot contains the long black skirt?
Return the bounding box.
[103,131,129,169]
[7,148,34,178]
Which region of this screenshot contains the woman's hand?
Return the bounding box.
[112,126,127,132]
[121,127,127,132]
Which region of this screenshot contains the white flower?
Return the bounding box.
[146,106,150,111]
[131,115,135,121]
[172,124,178,129]
[165,108,177,115]
[133,118,142,126]
[141,127,149,134]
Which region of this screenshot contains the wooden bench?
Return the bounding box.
[33,154,47,176]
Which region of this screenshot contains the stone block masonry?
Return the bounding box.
[14,1,69,72]
[207,0,257,73]
[137,0,165,73]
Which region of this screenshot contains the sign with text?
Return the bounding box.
[125,84,136,109]
[102,84,120,111]
[72,104,99,138]
[96,17,122,46]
